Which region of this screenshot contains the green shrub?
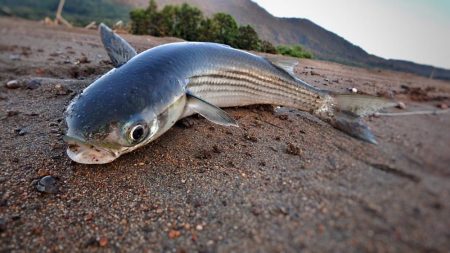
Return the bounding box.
[276,45,313,59]
[259,40,277,54]
[129,0,303,56]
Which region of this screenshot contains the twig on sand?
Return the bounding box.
[55,0,72,28]
[374,109,450,117]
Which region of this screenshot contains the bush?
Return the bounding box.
[259,40,277,54]
[129,0,308,57]
[236,25,260,51]
[276,45,313,59]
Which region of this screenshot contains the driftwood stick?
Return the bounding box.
[55,0,72,28]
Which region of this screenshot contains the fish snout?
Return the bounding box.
[65,138,118,164]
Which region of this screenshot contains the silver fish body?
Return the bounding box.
[64,26,394,164]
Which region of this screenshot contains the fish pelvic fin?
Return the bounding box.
[185,92,239,127]
[317,93,397,144]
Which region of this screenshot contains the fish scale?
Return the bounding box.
[187,69,323,110]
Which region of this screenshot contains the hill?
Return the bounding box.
[124,0,450,80]
[1,0,449,80]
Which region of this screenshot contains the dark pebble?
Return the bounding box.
[6,110,20,117]
[26,80,41,90]
[0,218,5,233]
[243,133,258,142]
[36,176,58,194]
[14,128,28,136]
[286,143,303,156]
[278,114,289,120]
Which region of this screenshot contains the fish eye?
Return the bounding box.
[129,124,147,142]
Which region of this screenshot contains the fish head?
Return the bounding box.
[64,66,185,164]
[64,114,160,164]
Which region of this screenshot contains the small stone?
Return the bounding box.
[396,102,406,109]
[195,224,203,231]
[6,111,20,117]
[348,87,358,93]
[26,79,41,90]
[48,122,59,127]
[14,128,28,136]
[310,71,320,76]
[9,54,21,61]
[278,114,289,120]
[36,176,58,194]
[286,143,302,156]
[437,103,448,109]
[78,55,90,64]
[37,169,50,177]
[243,133,258,143]
[168,230,181,239]
[98,237,108,247]
[5,80,21,89]
[0,218,6,233]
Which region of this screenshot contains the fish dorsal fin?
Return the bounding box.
[186,92,238,127]
[264,55,299,78]
[99,23,137,68]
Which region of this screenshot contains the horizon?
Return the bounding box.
[253,0,450,70]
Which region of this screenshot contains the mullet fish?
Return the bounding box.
[64,24,395,164]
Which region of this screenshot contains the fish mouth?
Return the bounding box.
[63,135,118,164]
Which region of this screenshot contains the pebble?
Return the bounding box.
[195,224,203,231]
[286,143,302,156]
[15,128,28,136]
[396,102,406,109]
[26,79,41,90]
[6,110,20,117]
[310,71,320,76]
[168,230,181,239]
[36,176,58,194]
[98,237,108,247]
[437,103,448,109]
[5,80,21,89]
[348,87,358,93]
[9,54,21,61]
[0,218,5,233]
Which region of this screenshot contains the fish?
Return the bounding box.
[64,24,396,164]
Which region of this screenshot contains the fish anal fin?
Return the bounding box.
[99,23,137,67]
[333,111,377,144]
[185,93,238,127]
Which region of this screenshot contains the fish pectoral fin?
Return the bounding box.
[99,23,137,68]
[186,93,238,127]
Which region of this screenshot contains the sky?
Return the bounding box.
[253,0,450,69]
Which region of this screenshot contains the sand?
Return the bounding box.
[0,17,449,252]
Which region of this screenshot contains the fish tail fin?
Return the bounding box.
[321,94,397,144]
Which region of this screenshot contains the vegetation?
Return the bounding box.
[0,0,313,58]
[276,45,313,59]
[130,0,312,58]
[0,0,130,26]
